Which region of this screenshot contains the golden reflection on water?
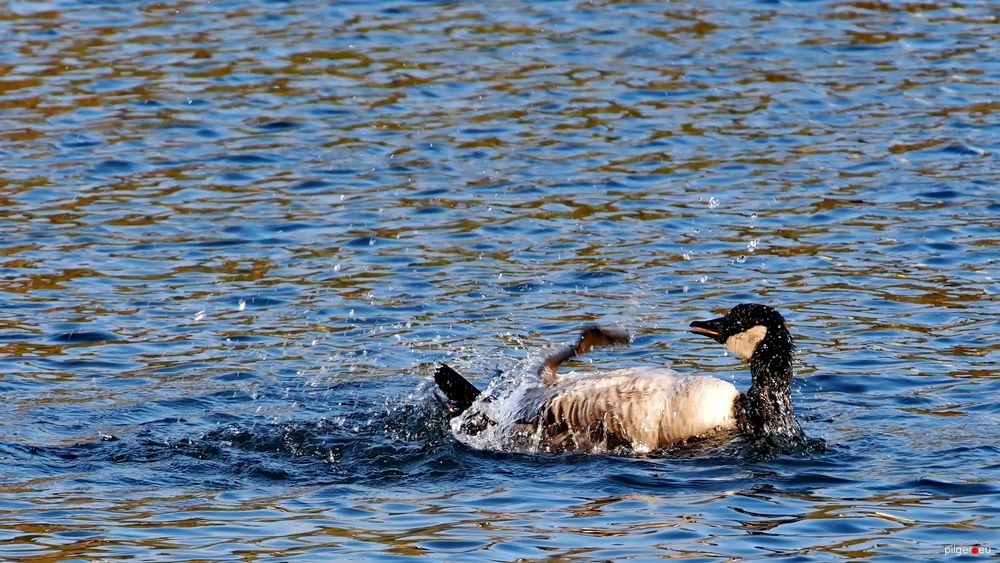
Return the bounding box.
[0,0,997,560]
[0,480,990,560]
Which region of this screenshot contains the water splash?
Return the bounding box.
[449,358,546,453]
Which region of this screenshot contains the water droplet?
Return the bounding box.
[193,310,205,321]
[735,255,747,264]
[238,299,246,311]
[747,239,759,253]
[333,263,341,272]
[708,196,720,209]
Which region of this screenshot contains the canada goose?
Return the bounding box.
[434,303,801,453]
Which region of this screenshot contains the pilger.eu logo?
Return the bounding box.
[944,545,992,556]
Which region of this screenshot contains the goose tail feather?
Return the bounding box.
[434,363,481,417]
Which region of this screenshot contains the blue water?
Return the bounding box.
[1,0,998,559]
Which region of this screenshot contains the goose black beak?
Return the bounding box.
[689,317,727,344]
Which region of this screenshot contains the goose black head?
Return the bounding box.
[690,303,800,438]
[689,303,792,362]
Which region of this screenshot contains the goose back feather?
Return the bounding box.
[520,368,739,452]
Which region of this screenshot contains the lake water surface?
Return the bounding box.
[1,0,998,560]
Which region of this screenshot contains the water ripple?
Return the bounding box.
[0,0,997,560]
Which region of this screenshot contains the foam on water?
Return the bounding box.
[448,358,548,453]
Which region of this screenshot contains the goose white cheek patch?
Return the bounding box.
[725,325,767,359]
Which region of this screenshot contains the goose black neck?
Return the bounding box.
[738,331,800,437]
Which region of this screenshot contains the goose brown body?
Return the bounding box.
[519,368,740,452]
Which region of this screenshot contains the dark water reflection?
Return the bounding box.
[1,0,998,560]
